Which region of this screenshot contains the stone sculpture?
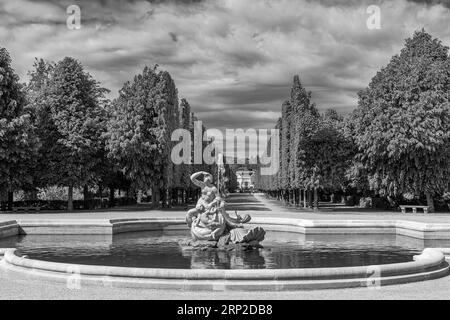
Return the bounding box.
[183,171,265,250]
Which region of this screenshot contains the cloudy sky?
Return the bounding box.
[1,0,450,132]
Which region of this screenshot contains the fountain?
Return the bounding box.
[181,170,266,250]
[0,155,448,290]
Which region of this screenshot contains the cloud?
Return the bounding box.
[0,0,449,132]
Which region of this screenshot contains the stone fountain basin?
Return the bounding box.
[0,218,449,290]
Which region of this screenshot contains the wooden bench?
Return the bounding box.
[12,207,41,212]
[399,205,429,214]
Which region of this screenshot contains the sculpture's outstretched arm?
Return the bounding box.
[190,171,207,188]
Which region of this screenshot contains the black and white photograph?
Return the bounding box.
[0,0,450,305]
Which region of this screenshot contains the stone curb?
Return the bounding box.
[1,247,448,290]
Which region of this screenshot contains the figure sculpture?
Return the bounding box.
[184,171,265,249]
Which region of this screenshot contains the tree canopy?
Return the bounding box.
[0,48,38,202]
[349,30,450,211]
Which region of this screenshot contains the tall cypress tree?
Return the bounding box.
[178,98,192,191]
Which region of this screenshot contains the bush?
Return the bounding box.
[10,200,67,210]
[371,197,391,210]
[443,192,450,203]
[434,198,450,212]
[359,197,372,208]
[345,195,360,206]
[37,186,83,201]
[3,197,137,211]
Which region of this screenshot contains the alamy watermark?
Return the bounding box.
[66,5,81,30]
[366,265,381,289]
[366,5,381,30]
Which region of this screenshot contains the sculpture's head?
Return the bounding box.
[204,173,214,185]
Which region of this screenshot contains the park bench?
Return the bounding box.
[399,205,429,214]
[12,206,41,212]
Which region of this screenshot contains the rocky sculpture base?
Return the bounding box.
[180,226,266,251]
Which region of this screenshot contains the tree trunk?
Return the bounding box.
[299,189,303,207]
[303,189,307,208]
[386,195,395,208]
[137,190,142,204]
[166,189,171,208]
[308,189,313,208]
[7,191,13,211]
[160,189,165,208]
[68,185,74,211]
[0,189,6,211]
[83,185,90,210]
[153,187,160,208]
[109,186,115,208]
[98,184,103,208]
[425,192,435,213]
[314,187,319,210]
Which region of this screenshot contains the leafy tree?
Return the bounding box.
[274,118,282,192]
[23,59,57,194]
[298,110,356,207]
[177,98,192,189]
[350,30,450,212]
[105,65,179,207]
[280,100,292,192]
[42,57,108,210]
[288,75,319,191]
[0,48,39,210]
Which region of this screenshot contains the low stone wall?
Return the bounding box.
[249,218,450,239]
[111,218,186,234]
[0,217,448,239]
[16,219,113,235]
[0,221,19,239]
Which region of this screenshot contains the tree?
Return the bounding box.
[350,30,450,212]
[175,98,193,201]
[24,59,56,195]
[298,110,355,207]
[0,48,39,210]
[280,100,292,193]
[105,65,179,207]
[42,57,108,210]
[288,76,319,194]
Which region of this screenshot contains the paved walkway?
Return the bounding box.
[1,193,449,223]
[0,193,449,300]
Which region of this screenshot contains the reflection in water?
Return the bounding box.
[181,246,267,269]
[0,230,446,269]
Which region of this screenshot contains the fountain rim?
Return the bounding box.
[0,247,447,280]
[0,217,450,290]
